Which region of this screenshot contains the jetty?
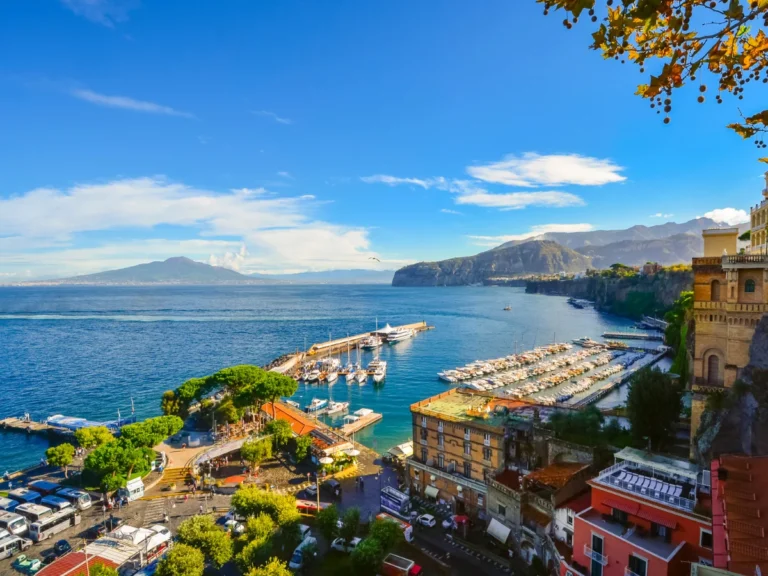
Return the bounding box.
[340,410,382,435]
[0,417,69,436]
[308,321,431,356]
[602,331,663,342]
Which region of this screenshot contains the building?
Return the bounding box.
[562,447,713,576]
[710,454,768,576]
[642,262,664,276]
[260,401,317,436]
[689,179,768,455]
[407,389,530,519]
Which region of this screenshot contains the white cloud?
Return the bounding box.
[70,89,194,118]
[469,223,595,246]
[466,153,625,187]
[251,110,293,125]
[360,175,440,189]
[455,190,585,210]
[277,171,294,179]
[703,208,749,226]
[650,212,674,219]
[60,0,137,27]
[440,208,462,215]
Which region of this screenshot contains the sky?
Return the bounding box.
[0,0,763,279]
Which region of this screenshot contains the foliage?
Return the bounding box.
[83,437,153,491]
[316,503,340,541]
[290,435,313,462]
[627,367,682,450]
[176,515,233,568]
[665,291,693,352]
[340,507,360,543]
[740,229,752,241]
[100,473,127,493]
[211,365,273,409]
[547,406,630,447]
[121,416,184,449]
[666,263,693,272]
[537,0,768,152]
[74,426,114,450]
[241,438,273,469]
[46,443,75,476]
[236,513,277,571]
[246,557,292,576]
[367,518,404,552]
[350,537,384,576]
[89,564,119,576]
[243,513,277,542]
[156,544,205,576]
[160,390,186,418]
[300,541,319,570]
[265,419,293,449]
[231,485,300,526]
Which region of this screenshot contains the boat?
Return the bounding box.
[372,360,387,384]
[356,368,367,384]
[503,305,511,311]
[326,370,338,384]
[386,327,413,343]
[306,369,321,383]
[285,400,301,409]
[360,335,382,349]
[326,401,350,415]
[305,398,328,414]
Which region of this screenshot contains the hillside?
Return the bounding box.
[392,240,591,287]
[575,233,702,267]
[251,269,394,284]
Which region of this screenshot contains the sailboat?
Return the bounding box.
[355,343,367,384]
[345,338,356,383]
[368,337,387,384]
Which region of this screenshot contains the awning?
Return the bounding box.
[636,508,677,529]
[604,498,639,516]
[424,485,439,499]
[487,518,511,544]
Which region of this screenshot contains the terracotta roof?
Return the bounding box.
[37,553,119,576]
[522,503,552,528]
[494,468,523,491]
[558,491,591,514]
[260,401,317,436]
[525,462,590,491]
[712,455,768,576]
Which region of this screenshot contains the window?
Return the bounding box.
[612,508,628,525]
[700,529,713,550]
[628,554,647,576]
[483,447,492,461]
[438,420,443,432]
[464,442,471,455]
[421,416,427,427]
[745,279,756,293]
[463,462,472,478]
[464,427,471,440]
[565,532,573,547]
[420,428,428,441]
[498,504,506,516]
[478,495,484,507]
[708,355,720,384]
[731,286,735,298]
[567,511,574,526]
[421,448,427,462]
[711,279,721,302]
[437,454,444,469]
[483,432,491,446]
[651,523,672,543]
[438,433,444,447]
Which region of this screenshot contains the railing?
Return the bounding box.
[584,545,608,566]
[694,301,726,310]
[724,254,768,264]
[625,568,645,576]
[407,457,488,493]
[694,377,726,388]
[595,465,696,512]
[692,257,723,266]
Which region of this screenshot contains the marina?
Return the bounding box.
[340,408,383,435]
[602,330,664,341]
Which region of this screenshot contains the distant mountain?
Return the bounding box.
[39,257,263,285]
[392,240,591,286]
[495,217,740,250]
[575,233,704,268]
[250,269,394,284]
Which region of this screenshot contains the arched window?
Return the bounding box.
[708,355,720,384]
[711,280,721,302]
[745,279,756,293]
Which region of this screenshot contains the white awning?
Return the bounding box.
[487,518,511,544]
[424,485,439,499]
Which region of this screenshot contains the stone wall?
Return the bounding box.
[546,438,593,467]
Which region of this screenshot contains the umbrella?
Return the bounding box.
[345,449,360,457]
[318,457,333,465]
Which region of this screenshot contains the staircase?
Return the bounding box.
[160,467,191,490]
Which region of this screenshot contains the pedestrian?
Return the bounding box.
[163,512,169,523]
[184,494,188,503]
[199,504,204,515]
[360,478,364,491]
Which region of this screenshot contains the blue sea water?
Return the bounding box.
[0,285,636,472]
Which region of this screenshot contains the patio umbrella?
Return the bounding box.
[318,456,334,465]
[345,449,360,457]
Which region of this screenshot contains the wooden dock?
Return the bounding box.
[0,417,69,436]
[340,412,382,435]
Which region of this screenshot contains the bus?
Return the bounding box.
[7,489,41,505]
[0,536,31,560]
[55,488,93,511]
[380,486,411,518]
[29,508,81,542]
[40,496,72,512]
[0,498,18,513]
[15,504,52,524]
[28,481,60,497]
[0,513,28,537]
[375,512,414,543]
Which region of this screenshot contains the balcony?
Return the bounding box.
[584,545,608,566]
[625,568,645,576]
[580,509,683,561]
[692,257,722,267]
[407,456,487,494]
[693,377,725,390]
[722,254,768,269]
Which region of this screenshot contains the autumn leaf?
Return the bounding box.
[759,157,768,164]
[728,123,760,138]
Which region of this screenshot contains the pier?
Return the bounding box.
[340,411,382,435]
[0,417,69,436]
[602,331,663,342]
[308,321,431,356]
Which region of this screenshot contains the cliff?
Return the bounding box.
[392,240,591,287]
[525,270,694,319]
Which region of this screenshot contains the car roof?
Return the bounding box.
[421,514,434,519]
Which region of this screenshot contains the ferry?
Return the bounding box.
[305,398,328,414]
[326,401,350,415]
[386,328,413,343]
[572,336,602,348]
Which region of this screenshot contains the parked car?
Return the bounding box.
[288,536,317,570]
[53,540,71,556]
[223,520,244,535]
[321,479,340,494]
[87,517,123,539]
[330,537,361,553]
[416,514,436,528]
[304,484,318,497]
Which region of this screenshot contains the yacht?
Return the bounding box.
[326,370,338,384]
[304,398,328,414]
[306,369,321,383]
[372,360,387,383]
[503,305,512,311]
[386,328,413,343]
[326,401,350,415]
[346,364,357,383]
[360,335,382,350]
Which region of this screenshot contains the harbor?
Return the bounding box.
[602,330,664,341]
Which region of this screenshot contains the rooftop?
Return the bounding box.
[410,388,528,429]
[37,553,119,576]
[522,503,552,528]
[712,454,768,576]
[494,468,523,491]
[525,462,590,491]
[261,401,318,436]
[558,490,592,514]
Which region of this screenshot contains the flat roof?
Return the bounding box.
[702,227,740,235]
[410,388,527,428]
[37,553,119,576]
[615,447,700,481]
[525,462,590,491]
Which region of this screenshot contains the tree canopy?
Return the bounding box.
[246,557,292,576]
[290,435,313,462]
[340,507,360,543]
[74,426,114,450]
[265,419,293,449]
[350,537,385,576]
[89,564,119,576]
[241,438,273,469]
[315,504,339,542]
[83,437,153,492]
[627,367,683,450]
[176,515,233,568]
[537,0,768,154]
[120,416,183,448]
[156,544,205,576]
[231,485,301,526]
[46,444,75,477]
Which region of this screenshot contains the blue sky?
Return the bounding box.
[0,0,761,278]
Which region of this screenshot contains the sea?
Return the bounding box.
[0,285,640,472]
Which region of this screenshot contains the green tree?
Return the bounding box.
[261,372,298,418]
[46,443,75,477]
[231,485,300,526]
[237,536,274,572]
[100,473,126,493]
[240,438,272,471]
[242,513,276,542]
[246,557,292,576]
[211,365,270,409]
[340,507,360,543]
[156,544,205,576]
[74,426,114,450]
[290,435,313,462]
[160,390,185,418]
[315,504,339,542]
[351,538,384,576]
[627,367,682,451]
[368,518,404,552]
[89,564,119,576]
[122,416,184,449]
[265,419,293,450]
[176,515,233,568]
[300,542,318,571]
[215,398,242,425]
[84,437,152,489]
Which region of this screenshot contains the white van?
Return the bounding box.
[0,498,19,513]
[289,536,317,570]
[118,477,145,502]
[15,504,52,524]
[0,513,28,537]
[56,488,92,511]
[0,536,32,560]
[40,496,72,512]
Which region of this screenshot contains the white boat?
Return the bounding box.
[306,369,321,383]
[356,369,368,384]
[326,370,338,384]
[305,398,328,413]
[346,365,357,383]
[360,335,382,349]
[387,328,413,343]
[372,361,387,383]
[285,400,301,409]
[326,401,350,415]
[354,408,373,417]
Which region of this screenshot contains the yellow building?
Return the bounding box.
[690,178,768,457]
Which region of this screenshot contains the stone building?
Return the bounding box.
[689,178,768,457]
